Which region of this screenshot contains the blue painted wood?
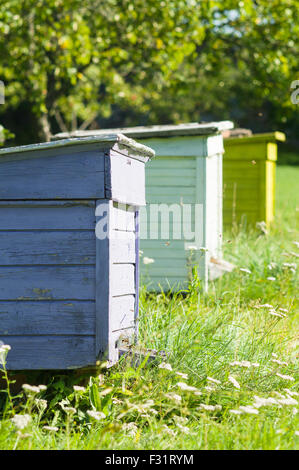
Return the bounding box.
[95,199,111,361]
[0,301,95,335]
[0,201,95,230]
[0,150,105,199]
[0,266,95,300]
[0,231,95,265]
[3,336,95,370]
[0,137,151,369]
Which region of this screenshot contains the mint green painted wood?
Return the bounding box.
[53,123,234,292]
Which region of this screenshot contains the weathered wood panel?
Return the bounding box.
[111,202,135,232]
[110,232,136,264]
[3,336,95,370]
[95,199,111,360]
[0,201,95,230]
[0,151,105,199]
[0,301,95,335]
[0,231,95,265]
[106,150,146,206]
[110,295,135,332]
[111,264,135,297]
[0,266,95,300]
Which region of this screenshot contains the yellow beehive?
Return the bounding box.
[223,132,286,230]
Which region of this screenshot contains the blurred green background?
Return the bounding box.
[0,1,298,163]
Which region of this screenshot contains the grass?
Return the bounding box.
[0,166,298,450]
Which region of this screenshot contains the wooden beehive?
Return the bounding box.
[223,132,286,229]
[0,135,154,369]
[54,122,234,291]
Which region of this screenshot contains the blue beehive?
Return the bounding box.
[0,135,154,369]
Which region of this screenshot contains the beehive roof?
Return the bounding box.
[53,121,234,140]
[0,133,155,160]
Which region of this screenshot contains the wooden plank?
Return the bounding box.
[107,150,146,206]
[111,202,135,232]
[0,231,95,265]
[0,301,95,335]
[147,167,196,179]
[0,266,95,300]
[146,186,195,197]
[3,336,95,370]
[146,158,196,170]
[110,295,135,332]
[0,150,105,199]
[111,264,135,297]
[95,200,111,360]
[110,232,136,264]
[0,201,95,230]
[140,134,223,158]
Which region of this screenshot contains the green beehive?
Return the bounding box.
[54,122,234,292]
[223,132,286,230]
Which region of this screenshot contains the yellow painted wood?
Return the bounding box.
[223,132,285,229]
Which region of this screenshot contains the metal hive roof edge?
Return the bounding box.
[53,121,234,140]
[0,133,155,159]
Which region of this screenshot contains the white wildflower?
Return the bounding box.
[239,406,259,415]
[176,423,190,434]
[143,257,154,265]
[268,262,277,270]
[229,410,242,415]
[161,425,176,437]
[271,359,288,366]
[87,410,106,421]
[35,399,47,412]
[276,397,298,406]
[43,426,59,432]
[205,386,216,392]
[207,377,221,384]
[230,360,259,368]
[295,431,299,437]
[267,277,276,281]
[177,382,198,392]
[283,389,299,397]
[282,263,297,270]
[228,376,240,389]
[269,311,284,318]
[158,362,172,371]
[176,372,188,380]
[173,416,188,425]
[123,422,138,437]
[199,404,222,411]
[63,407,76,414]
[22,384,46,394]
[259,304,273,309]
[278,308,289,313]
[11,414,32,430]
[164,393,182,403]
[73,385,86,392]
[292,408,298,416]
[292,241,299,248]
[240,268,251,274]
[276,373,295,381]
[253,396,279,408]
[272,353,278,358]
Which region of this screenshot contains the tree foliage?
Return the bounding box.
[0,0,298,146]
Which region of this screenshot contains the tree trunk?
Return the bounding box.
[39,114,52,142]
